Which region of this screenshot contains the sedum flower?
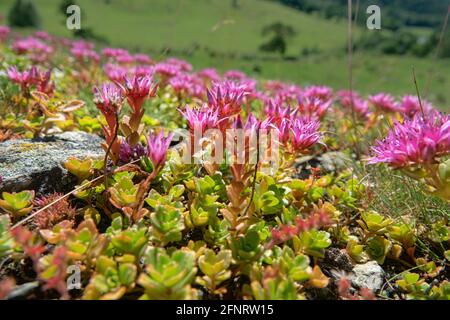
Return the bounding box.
[290,118,323,151]
[264,99,298,125]
[93,83,124,131]
[102,47,129,59]
[70,47,100,63]
[400,95,434,118]
[196,68,220,83]
[12,36,53,62]
[145,130,174,171]
[207,81,250,118]
[134,53,153,65]
[121,74,157,113]
[154,62,181,79]
[165,57,192,72]
[368,112,450,168]
[303,85,333,101]
[369,93,401,113]
[169,73,204,98]
[297,97,332,119]
[274,117,322,152]
[179,104,220,133]
[103,63,128,82]
[0,25,10,42]
[337,90,370,118]
[224,70,247,81]
[8,66,54,96]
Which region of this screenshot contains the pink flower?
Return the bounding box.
[274,117,322,152]
[7,66,54,95]
[196,68,220,83]
[337,90,370,118]
[116,53,134,64]
[120,75,157,113]
[264,80,285,92]
[0,25,10,42]
[93,83,124,129]
[303,85,333,101]
[207,81,250,118]
[290,118,322,151]
[70,47,100,63]
[297,97,332,119]
[179,104,220,133]
[276,118,292,144]
[145,131,173,171]
[12,37,53,62]
[104,63,128,82]
[368,112,450,168]
[273,84,302,104]
[369,93,401,113]
[34,31,52,41]
[154,62,181,79]
[134,54,153,65]
[400,95,434,118]
[71,40,95,50]
[264,99,298,125]
[224,70,247,81]
[165,58,192,72]
[169,73,205,98]
[133,65,154,78]
[102,47,129,59]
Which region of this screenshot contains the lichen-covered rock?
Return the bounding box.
[0,132,104,194]
[349,261,385,292]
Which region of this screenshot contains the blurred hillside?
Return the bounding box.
[0,0,449,108]
[276,0,449,29]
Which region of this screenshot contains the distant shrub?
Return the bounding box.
[259,22,296,55]
[8,0,41,29]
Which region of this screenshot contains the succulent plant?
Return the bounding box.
[149,205,185,245]
[196,249,232,295]
[83,254,138,300]
[0,190,34,219]
[138,247,198,299]
[64,157,95,182]
[109,172,139,209]
[365,236,392,264]
[293,229,331,258]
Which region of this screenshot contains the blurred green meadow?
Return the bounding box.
[1,0,449,109]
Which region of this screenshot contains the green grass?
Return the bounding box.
[185,51,450,109]
[1,0,449,109]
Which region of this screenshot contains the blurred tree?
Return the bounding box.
[8,0,41,28]
[259,22,296,55]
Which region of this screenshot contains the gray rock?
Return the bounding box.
[318,151,352,173]
[349,261,385,292]
[0,131,104,194]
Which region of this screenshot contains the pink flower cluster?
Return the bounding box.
[337,90,370,118]
[368,112,450,168]
[7,66,54,95]
[0,25,10,42]
[12,37,53,63]
[70,41,100,63]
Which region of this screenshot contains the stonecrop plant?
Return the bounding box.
[0,25,449,302]
[368,111,450,201]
